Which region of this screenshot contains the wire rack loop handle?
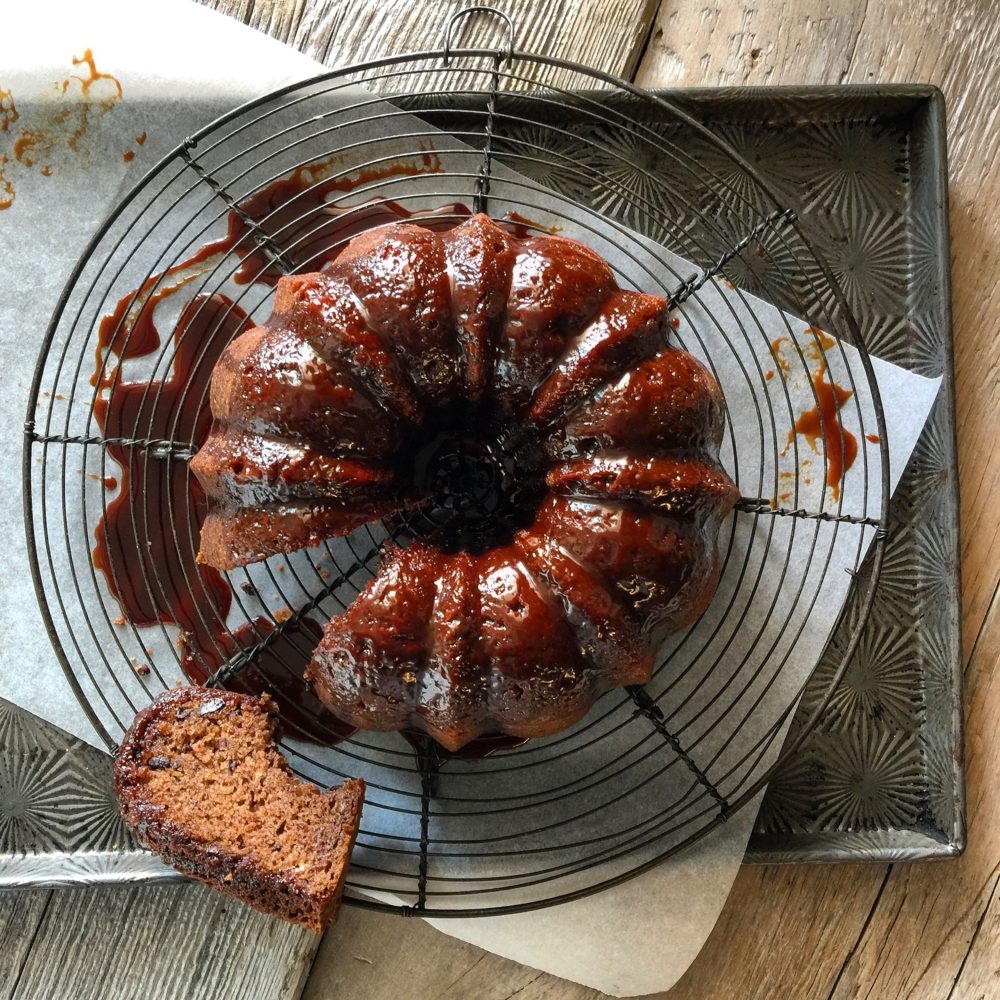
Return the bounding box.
[443,5,515,67]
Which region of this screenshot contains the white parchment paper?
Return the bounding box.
[0,2,940,995]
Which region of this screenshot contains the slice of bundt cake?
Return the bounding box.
[114,686,364,931]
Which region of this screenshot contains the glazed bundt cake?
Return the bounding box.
[191,213,739,750]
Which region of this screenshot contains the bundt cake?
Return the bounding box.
[114,686,364,930]
[191,213,739,751]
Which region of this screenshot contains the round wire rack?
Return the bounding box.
[23,7,889,915]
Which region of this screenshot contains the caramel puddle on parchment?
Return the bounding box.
[772,327,860,502]
[785,362,857,501]
[0,48,133,211]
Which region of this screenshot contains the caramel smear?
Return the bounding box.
[123,130,147,163]
[785,363,858,501]
[0,48,123,211]
[0,89,18,131]
[770,326,860,501]
[0,155,12,210]
[803,325,836,361]
[769,336,792,376]
[769,327,837,380]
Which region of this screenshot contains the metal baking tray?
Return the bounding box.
[0,84,962,887]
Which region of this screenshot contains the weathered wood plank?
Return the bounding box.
[198,0,660,92]
[305,907,590,1000]
[8,883,318,1000]
[0,889,51,999]
[826,598,998,1000]
[308,863,894,1000]
[635,0,870,89]
[948,867,1000,1000]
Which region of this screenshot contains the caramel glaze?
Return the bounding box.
[544,346,727,458]
[93,250,222,387]
[306,488,730,751]
[181,617,356,745]
[787,363,857,501]
[93,293,356,744]
[94,294,245,657]
[91,187,558,749]
[178,212,738,752]
[215,156,461,285]
[191,214,739,750]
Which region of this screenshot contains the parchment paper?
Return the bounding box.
[0,2,940,995]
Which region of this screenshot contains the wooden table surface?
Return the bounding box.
[3,1,997,997]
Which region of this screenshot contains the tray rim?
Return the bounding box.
[2,81,963,891]
[749,83,965,863]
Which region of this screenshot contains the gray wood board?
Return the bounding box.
[0,884,318,1000]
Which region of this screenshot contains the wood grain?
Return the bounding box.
[304,908,589,1000]
[197,0,660,91]
[2,883,319,1000]
[0,890,50,999]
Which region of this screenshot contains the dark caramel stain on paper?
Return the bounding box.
[769,336,792,376]
[784,363,858,501]
[771,325,859,500]
[787,328,859,499]
[54,49,122,154]
[123,130,147,164]
[92,252,225,388]
[803,325,836,361]
[768,326,837,382]
[13,131,44,165]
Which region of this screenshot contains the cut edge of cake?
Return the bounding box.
[114,686,364,932]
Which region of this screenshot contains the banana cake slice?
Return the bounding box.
[114,686,364,931]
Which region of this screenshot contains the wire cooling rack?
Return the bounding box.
[23,7,890,915]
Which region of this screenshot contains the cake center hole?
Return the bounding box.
[399,412,545,553]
